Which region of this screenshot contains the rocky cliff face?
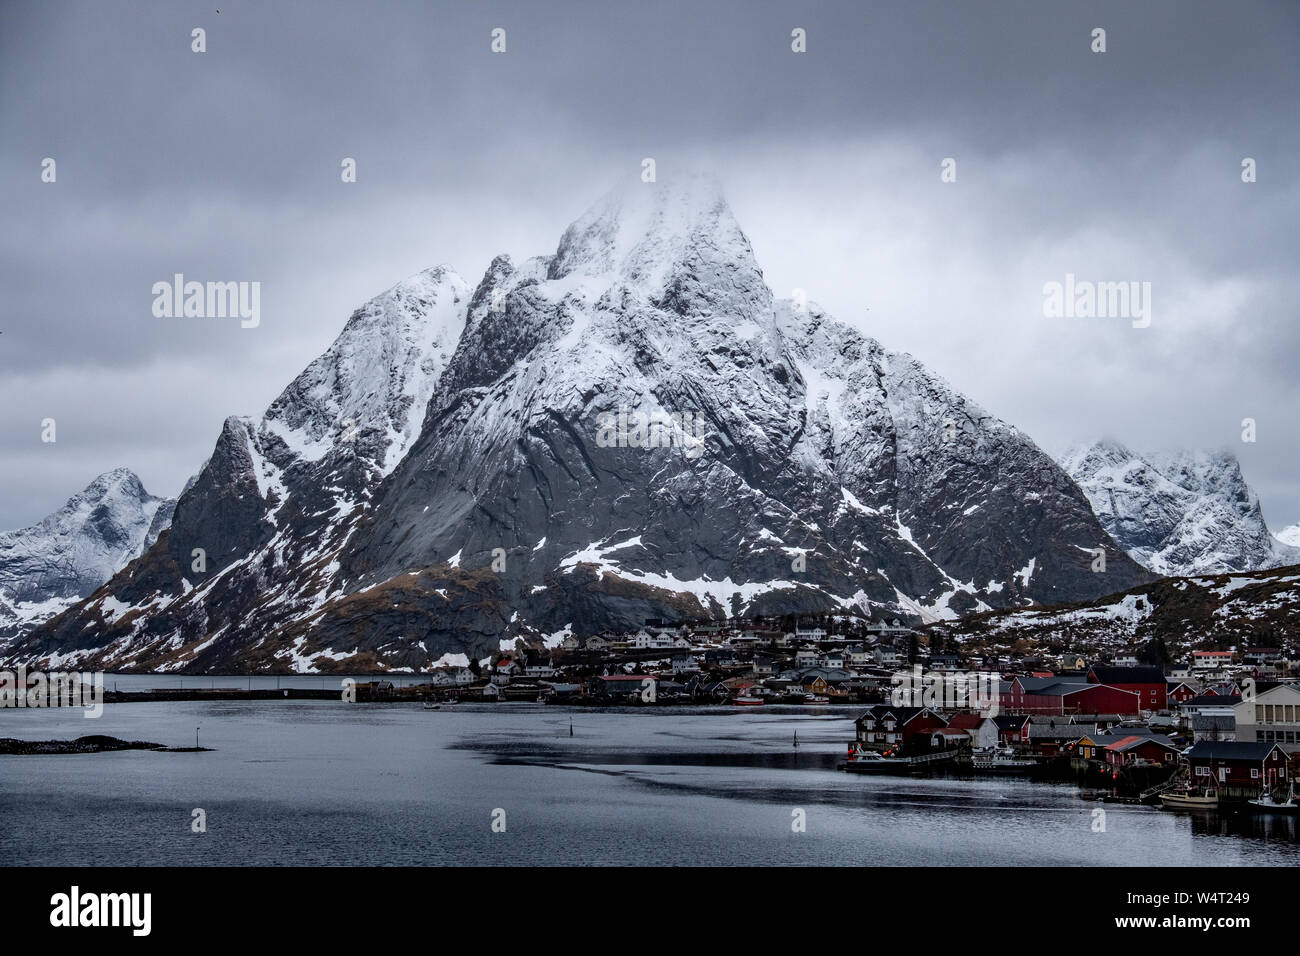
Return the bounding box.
[1060,440,1300,575]
[0,469,175,643]
[7,178,1150,672]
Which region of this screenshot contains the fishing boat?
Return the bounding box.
[422,701,441,711]
[803,694,830,705]
[840,745,914,772]
[970,747,1036,775]
[732,694,765,706]
[1159,786,1219,810]
[1248,783,1299,814]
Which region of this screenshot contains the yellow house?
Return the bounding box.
[1074,735,1104,760]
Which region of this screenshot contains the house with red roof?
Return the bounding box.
[1101,734,1181,769]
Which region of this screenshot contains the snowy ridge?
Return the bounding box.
[928,562,1300,650]
[3,267,471,670]
[0,469,176,643]
[262,266,469,476]
[1060,439,1300,575]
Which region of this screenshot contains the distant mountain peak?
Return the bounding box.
[0,469,177,642]
[1061,440,1298,574]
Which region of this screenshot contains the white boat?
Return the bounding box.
[1159,787,1219,810]
[971,747,1036,774]
[841,746,914,772]
[732,695,765,706]
[422,701,441,711]
[803,694,830,705]
[1248,784,1299,814]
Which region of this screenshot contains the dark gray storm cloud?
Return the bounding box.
[2,0,1297,532]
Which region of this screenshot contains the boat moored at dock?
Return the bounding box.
[1248,784,1299,814]
[1158,787,1220,811]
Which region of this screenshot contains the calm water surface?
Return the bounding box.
[2,701,1297,866]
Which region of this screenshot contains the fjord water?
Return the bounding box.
[2,702,1297,866]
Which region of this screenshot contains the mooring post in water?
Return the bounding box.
[196,726,200,749]
[569,718,573,737]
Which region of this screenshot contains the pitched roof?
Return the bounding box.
[1103,734,1178,753]
[856,705,944,726]
[1190,715,1237,731]
[1029,723,1099,739]
[1088,665,1166,684]
[1181,695,1237,707]
[1017,678,1101,697]
[1187,741,1282,761]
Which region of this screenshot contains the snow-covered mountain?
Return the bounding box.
[1276,523,1300,549]
[0,469,175,643]
[6,177,1150,672]
[1060,440,1300,576]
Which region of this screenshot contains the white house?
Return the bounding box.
[1192,651,1235,671]
[430,667,476,687]
[793,627,827,640]
[632,629,675,650]
[874,646,902,666]
[1235,683,1300,745]
[795,645,820,665]
[847,645,872,666]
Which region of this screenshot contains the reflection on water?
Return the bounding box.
[1188,809,1299,843]
[1,700,1296,866]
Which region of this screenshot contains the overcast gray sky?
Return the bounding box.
[2,0,1297,533]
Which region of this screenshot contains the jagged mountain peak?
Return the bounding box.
[16,468,162,540]
[260,264,469,475]
[550,173,729,275]
[0,469,176,640]
[1060,440,1298,574]
[547,173,771,322]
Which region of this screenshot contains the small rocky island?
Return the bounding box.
[0,735,210,755]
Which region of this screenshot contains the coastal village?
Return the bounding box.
[385,614,1300,812]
